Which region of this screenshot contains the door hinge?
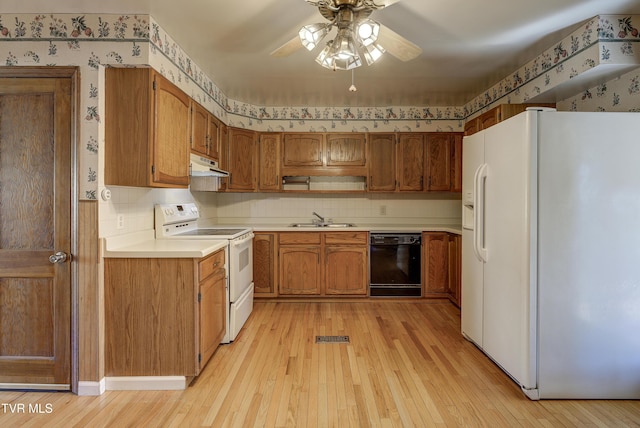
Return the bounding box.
[152,80,157,90]
[151,165,155,174]
[198,353,202,363]
[198,292,201,303]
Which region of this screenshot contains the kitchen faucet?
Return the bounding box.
[312,212,325,223]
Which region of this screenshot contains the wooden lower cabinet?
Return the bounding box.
[422,232,462,306]
[325,246,368,295]
[197,249,226,373]
[279,246,322,295]
[253,232,278,297]
[105,248,226,377]
[271,231,368,297]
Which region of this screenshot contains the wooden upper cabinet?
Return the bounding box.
[282,133,324,167]
[397,133,425,192]
[465,103,556,136]
[105,67,190,188]
[426,133,451,191]
[258,133,281,191]
[326,133,366,167]
[191,101,209,157]
[228,128,257,191]
[208,115,222,162]
[368,133,397,192]
[451,133,463,193]
[191,101,222,162]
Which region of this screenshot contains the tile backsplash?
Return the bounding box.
[100,187,461,236]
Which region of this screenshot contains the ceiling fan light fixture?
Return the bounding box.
[299,23,330,51]
[363,42,385,65]
[356,19,380,46]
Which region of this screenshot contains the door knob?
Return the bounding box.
[49,251,68,264]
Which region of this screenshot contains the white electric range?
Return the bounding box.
[155,203,254,343]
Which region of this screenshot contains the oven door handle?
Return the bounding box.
[231,232,255,247]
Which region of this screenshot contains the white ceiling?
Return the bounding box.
[5,0,640,107]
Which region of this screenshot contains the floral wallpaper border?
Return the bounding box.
[1,13,639,200]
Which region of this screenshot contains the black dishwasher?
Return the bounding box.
[369,233,422,297]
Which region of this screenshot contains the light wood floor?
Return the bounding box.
[1,301,639,427]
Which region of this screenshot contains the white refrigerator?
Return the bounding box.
[461,108,640,400]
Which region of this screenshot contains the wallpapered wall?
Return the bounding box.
[0,13,639,200]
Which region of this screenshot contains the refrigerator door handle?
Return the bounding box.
[474,163,488,262]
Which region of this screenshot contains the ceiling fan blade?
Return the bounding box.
[377,23,422,61]
[270,35,303,57]
[368,0,402,8]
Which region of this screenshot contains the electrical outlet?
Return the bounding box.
[116,214,125,229]
[380,205,387,216]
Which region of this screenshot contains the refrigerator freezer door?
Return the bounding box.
[461,131,486,346]
[482,112,537,390]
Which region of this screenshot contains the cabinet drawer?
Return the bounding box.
[199,249,225,281]
[324,231,368,245]
[279,232,321,245]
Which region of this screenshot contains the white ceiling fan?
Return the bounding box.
[271,0,422,70]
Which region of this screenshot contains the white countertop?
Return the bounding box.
[221,224,462,234]
[102,230,228,258]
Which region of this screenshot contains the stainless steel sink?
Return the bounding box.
[289,223,356,228]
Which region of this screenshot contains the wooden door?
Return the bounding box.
[199,271,226,372]
[368,133,397,192]
[450,133,463,193]
[426,133,452,191]
[258,133,281,191]
[208,115,221,162]
[0,75,72,388]
[398,134,425,191]
[191,101,209,157]
[324,247,368,295]
[228,128,257,191]
[152,71,190,187]
[279,247,321,295]
[326,134,366,167]
[422,232,449,297]
[282,134,324,167]
[253,233,278,297]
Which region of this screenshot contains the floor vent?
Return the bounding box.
[315,335,350,344]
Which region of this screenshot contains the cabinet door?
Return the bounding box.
[423,232,449,296]
[448,234,461,307]
[191,101,209,157]
[228,128,256,191]
[478,108,500,131]
[208,115,221,162]
[199,272,226,372]
[253,233,278,297]
[368,133,396,191]
[152,72,190,187]
[325,246,368,295]
[258,133,281,191]
[398,134,425,191]
[279,246,321,295]
[426,133,452,191]
[326,134,366,167]
[282,133,324,167]
[450,133,463,193]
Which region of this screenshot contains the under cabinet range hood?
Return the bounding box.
[189,154,228,192]
[190,153,229,177]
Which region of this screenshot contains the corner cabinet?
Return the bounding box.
[105,67,190,188]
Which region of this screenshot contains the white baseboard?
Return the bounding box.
[77,379,106,396]
[105,376,187,391]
